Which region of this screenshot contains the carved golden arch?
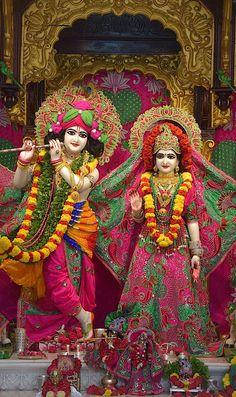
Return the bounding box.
[46,53,181,98]
[21,0,213,118]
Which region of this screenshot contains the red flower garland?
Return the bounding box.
[170,373,202,390]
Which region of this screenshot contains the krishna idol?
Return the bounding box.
[0,86,121,342]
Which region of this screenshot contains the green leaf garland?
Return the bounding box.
[23,151,94,251]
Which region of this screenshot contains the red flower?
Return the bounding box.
[104,350,119,369]
[21,225,30,230]
[68,330,78,341]
[75,327,83,339]
[24,214,31,220]
[28,204,36,211]
[169,226,178,233]
[48,344,56,353]
[13,251,23,260]
[87,385,104,395]
[33,170,41,177]
[58,334,70,344]
[28,252,34,262]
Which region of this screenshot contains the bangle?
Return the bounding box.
[189,241,203,257]
[189,240,202,250]
[51,158,62,165]
[17,159,31,169]
[18,157,31,165]
[191,249,203,257]
[87,174,96,188]
[132,210,144,220]
[76,175,84,190]
[53,161,68,173]
[79,164,90,177]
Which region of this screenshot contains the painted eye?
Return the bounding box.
[66,129,76,135]
[156,153,165,159]
[79,131,88,138]
[167,154,177,159]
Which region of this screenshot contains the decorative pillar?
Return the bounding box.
[221,0,232,75]
[2,0,13,77]
[0,0,20,108]
[213,0,233,113]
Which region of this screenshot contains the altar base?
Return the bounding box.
[0,354,230,395]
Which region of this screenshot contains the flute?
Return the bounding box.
[0,143,63,154]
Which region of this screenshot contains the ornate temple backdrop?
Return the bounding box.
[0,1,236,170]
[0,0,236,329]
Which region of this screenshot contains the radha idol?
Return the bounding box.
[90,106,236,354]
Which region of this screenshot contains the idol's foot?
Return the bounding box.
[76,308,94,340]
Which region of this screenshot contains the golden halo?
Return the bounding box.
[35,86,122,165]
[129,105,202,153]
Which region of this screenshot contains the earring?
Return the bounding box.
[153,164,158,175]
[175,165,179,175]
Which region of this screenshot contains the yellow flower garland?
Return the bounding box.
[141,171,192,247]
[0,151,98,263]
[223,356,236,396]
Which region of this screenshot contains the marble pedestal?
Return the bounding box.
[0,354,230,396]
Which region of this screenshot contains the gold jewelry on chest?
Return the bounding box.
[153,174,180,211]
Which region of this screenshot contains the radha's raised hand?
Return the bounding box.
[130,191,143,213]
[49,139,62,162]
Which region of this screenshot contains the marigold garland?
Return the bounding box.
[141,171,192,247]
[0,150,98,263]
[222,356,236,397]
[170,372,202,391]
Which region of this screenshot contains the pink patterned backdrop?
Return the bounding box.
[79,70,170,177]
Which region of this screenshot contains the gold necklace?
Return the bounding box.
[62,149,90,163]
[153,174,180,209]
[63,152,80,162]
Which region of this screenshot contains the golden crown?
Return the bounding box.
[153,124,181,154]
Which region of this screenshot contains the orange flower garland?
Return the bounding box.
[0,150,98,263]
[141,171,192,247]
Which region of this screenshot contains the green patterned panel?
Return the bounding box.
[211,140,236,179]
[0,139,17,170]
[103,89,141,125]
